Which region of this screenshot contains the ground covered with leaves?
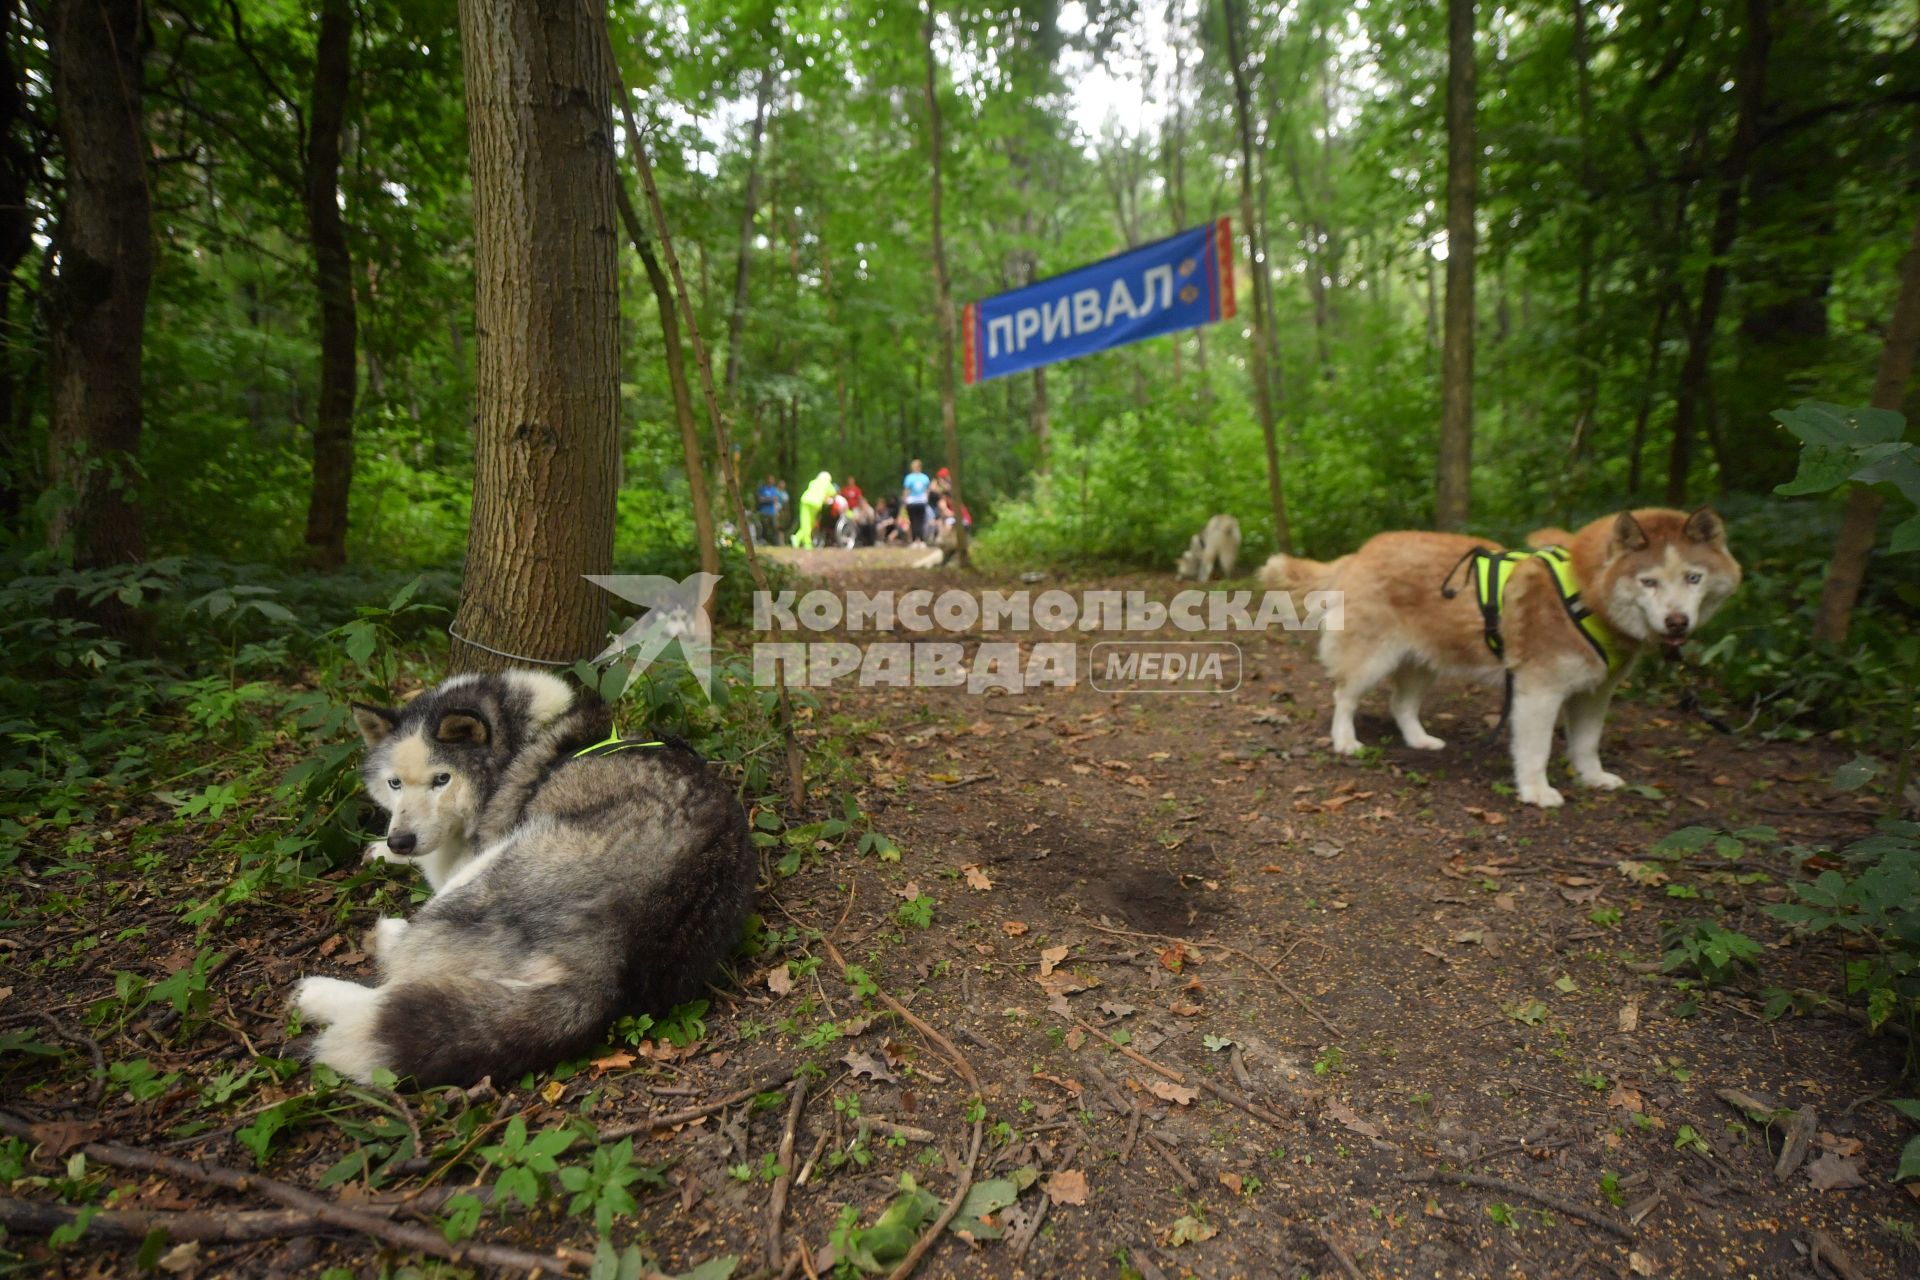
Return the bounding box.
[4,558,1919,1279]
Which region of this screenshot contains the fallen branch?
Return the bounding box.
[597,1066,799,1140]
[863,1117,937,1143]
[0,1111,576,1274]
[1398,1169,1634,1242]
[766,1078,809,1270]
[0,1197,347,1243]
[821,939,980,1094]
[1313,1223,1365,1280]
[884,1117,983,1280]
[1143,1132,1197,1191]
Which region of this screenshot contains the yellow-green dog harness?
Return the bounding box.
[1447,545,1628,672]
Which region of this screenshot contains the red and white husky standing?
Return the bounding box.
[1262,508,1742,808]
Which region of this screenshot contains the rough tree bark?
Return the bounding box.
[613,171,719,582]
[1811,208,1920,648]
[301,0,358,570]
[923,4,968,563]
[1221,0,1291,551]
[1667,0,1771,505]
[1434,0,1477,530]
[723,64,775,401]
[44,0,151,569]
[450,0,620,672]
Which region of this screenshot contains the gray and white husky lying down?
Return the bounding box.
[292,670,755,1086]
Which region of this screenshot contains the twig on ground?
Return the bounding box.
[1121,1101,1143,1162]
[1314,1223,1365,1280]
[0,1111,576,1274]
[12,1012,104,1105]
[916,773,995,791]
[1398,1169,1634,1242]
[1075,917,1342,1037]
[1075,1023,1288,1129]
[864,1117,937,1142]
[1007,1190,1050,1260]
[597,1066,799,1140]
[884,1117,984,1280]
[1808,1228,1871,1280]
[1143,1132,1197,1190]
[821,939,980,1094]
[1078,1059,1132,1117]
[0,1197,347,1242]
[766,1077,809,1270]
[795,1131,830,1187]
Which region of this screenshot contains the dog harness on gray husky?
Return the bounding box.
[573,732,666,759]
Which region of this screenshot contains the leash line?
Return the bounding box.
[446,619,589,669]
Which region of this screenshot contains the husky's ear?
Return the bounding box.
[434,710,491,746]
[350,703,399,746]
[1684,506,1726,545]
[1609,511,1650,554]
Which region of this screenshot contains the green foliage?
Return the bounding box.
[478,1115,577,1211]
[560,1137,666,1234]
[1774,403,1920,553]
[1768,820,1920,1053]
[1659,922,1763,986]
[827,1174,941,1273]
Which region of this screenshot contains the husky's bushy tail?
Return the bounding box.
[1259,552,1349,597]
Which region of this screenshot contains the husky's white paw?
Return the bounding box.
[1518,782,1565,809]
[1576,770,1625,791]
[369,917,409,956]
[363,840,393,864]
[294,976,374,1025]
[1330,732,1363,756]
[1402,732,1447,751]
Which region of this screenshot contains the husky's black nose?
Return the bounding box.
[1664,612,1690,638]
[387,831,418,855]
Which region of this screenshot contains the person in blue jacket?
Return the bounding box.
[901,459,932,544]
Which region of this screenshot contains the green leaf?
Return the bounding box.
[1833,756,1882,792]
[1884,1098,1920,1123]
[673,1258,740,1280]
[947,1175,1023,1239]
[1890,511,1920,555]
[1897,1134,1920,1183]
[1774,445,1857,496]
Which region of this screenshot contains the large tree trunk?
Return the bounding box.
[1434,0,1477,530]
[723,64,775,401]
[44,0,151,570]
[614,172,719,581]
[1811,208,1920,648]
[1031,367,1049,476]
[1667,0,1771,505]
[923,6,968,563]
[1221,0,1291,551]
[450,0,619,672]
[301,0,358,571]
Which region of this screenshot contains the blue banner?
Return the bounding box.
[963,219,1235,385]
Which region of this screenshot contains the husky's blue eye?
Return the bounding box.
[432,773,450,788]
[1686,572,1703,585]
[1639,577,1658,588]
[387,778,402,790]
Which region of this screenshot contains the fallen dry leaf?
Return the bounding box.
[1464,806,1507,826]
[540,1079,566,1104]
[1325,1097,1381,1140]
[843,1050,900,1084]
[1039,945,1070,976]
[766,964,794,995]
[1807,1153,1866,1192]
[1618,999,1641,1033]
[590,1050,636,1075]
[1064,1028,1086,1050]
[962,864,993,891]
[1218,1171,1243,1195]
[1168,999,1204,1017]
[1032,1070,1083,1097]
[1147,1080,1197,1106]
[1001,921,1029,937]
[1045,1169,1089,1206]
[1609,1084,1645,1114]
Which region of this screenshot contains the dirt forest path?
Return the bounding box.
[721,557,1916,1278]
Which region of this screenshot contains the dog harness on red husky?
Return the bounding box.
[1442,545,1626,672]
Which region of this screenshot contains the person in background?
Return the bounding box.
[901,459,932,544]
[793,470,838,548]
[754,475,785,545]
[840,475,875,546]
[774,479,791,539]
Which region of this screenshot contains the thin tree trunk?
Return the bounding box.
[1434,0,1477,530]
[1031,367,1049,475]
[723,64,775,401]
[1570,0,1598,449]
[605,36,808,811]
[301,0,358,570]
[1221,0,1291,551]
[1667,0,1770,506]
[613,169,719,582]
[1627,289,1676,495]
[923,4,968,563]
[44,0,151,570]
[1811,208,1920,647]
[450,0,619,671]
[0,0,35,529]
